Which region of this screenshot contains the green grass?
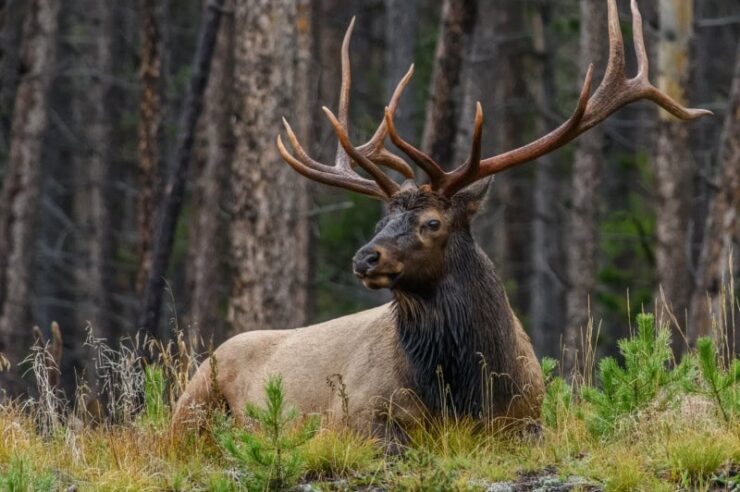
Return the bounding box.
[0,315,738,491]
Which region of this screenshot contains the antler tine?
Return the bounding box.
[335,16,355,171]
[323,107,401,197]
[384,105,446,187]
[357,64,416,179]
[436,0,711,197]
[442,102,484,196]
[277,18,421,199]
[277,135,387,198]
[630,0,648,78]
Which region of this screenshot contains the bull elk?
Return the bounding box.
[174,0,710,432]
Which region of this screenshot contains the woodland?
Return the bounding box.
[0,0,739,490]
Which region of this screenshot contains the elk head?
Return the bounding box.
[277,1,711,296]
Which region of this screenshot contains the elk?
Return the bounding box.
[174,0,710,433]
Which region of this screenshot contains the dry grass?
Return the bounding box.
[0,284,737,490]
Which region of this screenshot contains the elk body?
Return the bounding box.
[173,0,709,433]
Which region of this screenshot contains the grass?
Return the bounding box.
[0,311,738,490]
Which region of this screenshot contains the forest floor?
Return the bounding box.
[0,314,738,491]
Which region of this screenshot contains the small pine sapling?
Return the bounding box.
[581,314,694,435]
[695,337,740,423]
[540,357,572,428]
[220,375,319,490]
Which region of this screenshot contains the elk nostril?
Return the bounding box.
[366,250,381,266]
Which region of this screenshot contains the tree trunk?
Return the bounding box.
[136,0,163,294]
[564,0,608,376]
[77,0,116,338]
[492,0,531,320]
[0,0,59,395]
[452,0,494,166]
[455,0,499,265]
[229,0,310,333]
[138,0,226,340]
[420,0,476,169]
[385,0,418,145]
[530,3,566,360]
[313,0,351,165]
[188,0,235,345]
[688,40,740,347]
[653,0,694,341]
[0,0,27,162]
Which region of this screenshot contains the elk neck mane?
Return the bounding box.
[391,226,519,417]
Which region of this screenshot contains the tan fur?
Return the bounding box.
[173,303,544,433]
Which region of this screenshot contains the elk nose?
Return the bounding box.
[353,247,381,276]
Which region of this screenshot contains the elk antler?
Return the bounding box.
[277,17,416,200]
[384,0,712,197]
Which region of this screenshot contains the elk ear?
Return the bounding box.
[452,177,492,218]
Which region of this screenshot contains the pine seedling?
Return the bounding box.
[540,357,572,428]
[695,337,740,423]
[582,314,694,436]
[220,375,319,490]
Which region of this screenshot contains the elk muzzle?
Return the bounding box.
[353,244,403,290]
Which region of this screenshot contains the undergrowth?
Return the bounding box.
[0,311,737,491]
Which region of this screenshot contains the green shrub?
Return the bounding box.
[540,357,572,428]
[219,375,319,490]
[695,337,740,422]
[581,314,693,436]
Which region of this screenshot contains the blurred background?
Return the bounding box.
[0,0,737,397]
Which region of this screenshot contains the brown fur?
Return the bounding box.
[173,306,542,432]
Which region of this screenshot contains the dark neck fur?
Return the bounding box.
[392,231,518,417]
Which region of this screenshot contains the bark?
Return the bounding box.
[229,0,310,333]
[452,0,495,166]
[385,0,418,144]
[492,0,531,319]
[136,0,163,294]
[530,4,565,360]
[688,40,740,347]
[420,0,476,169]
[313,0,348,165]
[138,0,226,339]
[0,0,59,395]
[653,0,694,340]
[455,0,498,262]
[0,0,26,160]
[294,0,314,320]
[564,0,608,376]
[76,0,116,338]
[188,0,234,344]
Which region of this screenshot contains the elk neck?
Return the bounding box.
[391,230,519,417]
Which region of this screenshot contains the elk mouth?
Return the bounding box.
[355,269,403,290]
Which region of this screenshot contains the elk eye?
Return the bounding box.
[425,219,441,231]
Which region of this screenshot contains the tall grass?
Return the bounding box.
[0,288,737,490]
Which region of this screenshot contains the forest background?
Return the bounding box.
[0,0,738,397]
